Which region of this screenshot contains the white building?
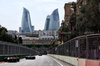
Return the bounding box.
[7,30,18,36]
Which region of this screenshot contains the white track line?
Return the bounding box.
[49,56,63,66]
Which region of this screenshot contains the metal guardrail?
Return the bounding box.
[49,34,100,59]
[0,41,39,55]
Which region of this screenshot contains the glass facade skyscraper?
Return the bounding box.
[49,9,60,30]
[44,9,60,36]
[21,7,34,33]
[44,15,51,31]
[44,9,60,31]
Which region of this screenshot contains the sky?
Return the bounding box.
[0,0,76,32]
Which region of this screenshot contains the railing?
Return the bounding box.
[49,34,100,60]
[0,41,39,55]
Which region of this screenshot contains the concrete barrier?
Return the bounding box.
[48,54,78,66]
[48,54,100,66]
[86,60,100,66]
[78,58,86,66]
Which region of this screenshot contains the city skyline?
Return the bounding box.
[0,0,76,31]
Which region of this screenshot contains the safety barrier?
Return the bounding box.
[49,34,100,60]
[86,60,100,66]
[48,54,100,66]
[0,41,39,55]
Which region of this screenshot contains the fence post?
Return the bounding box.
[8,44,9,55]
[3,44,5,55]
[18,47,19,54]
[86,36,89,58]
[78,38,80,58]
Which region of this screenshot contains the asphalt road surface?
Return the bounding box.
[0,55,73,66]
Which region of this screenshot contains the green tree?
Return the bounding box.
[0,27,7,33]
[0,25,20,43]
[41,45,45,48]
[32,45,35,49]
[14,35,18,43]
[58,0,100,43]
[18,37,22,44]
[80,0,100,33]
[58,21,70,42]
[0,26,8,41]
[0,30,7,41]
[75,13,85,36]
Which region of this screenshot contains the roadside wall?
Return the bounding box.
[48,54,100,66]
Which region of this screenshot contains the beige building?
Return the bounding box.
[23,39,51,45]
[23,40,36,45]
[64,2,73,22]
[22,37,38,45]
[22,36,58,45]
[22,36,58,52]
[58,0,88,34]
[64,0,87,22]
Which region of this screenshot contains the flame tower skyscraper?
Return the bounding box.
[19,7,34,34]
[48,9,60,30]
[44,9,60,36]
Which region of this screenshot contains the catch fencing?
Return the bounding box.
[49,34,100,59]
[0,41,38,55]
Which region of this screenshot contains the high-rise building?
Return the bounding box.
[20,7,34,34]
[44,9,60,36]
[44,15,51,31]
[49,9,60,30]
